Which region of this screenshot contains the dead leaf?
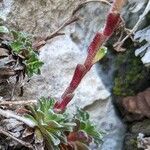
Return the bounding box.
[22,128,34,138]
[0,48,9,58]
[0,68,16,77]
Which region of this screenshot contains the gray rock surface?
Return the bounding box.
[21,36,111,109]
[122,0,150,67]
[122,0,148,29]
[0,0,13,20]
[1,0,84,36]
[134,26,150,67]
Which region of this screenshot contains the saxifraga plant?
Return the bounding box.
[25,97,76,150]
[25,97,102,150]
[24,0,127,149]
[9,30,44,78]
[67,108,103,148]
[0,24,44,79]
[0,0,127,149]
[0,22,43,96]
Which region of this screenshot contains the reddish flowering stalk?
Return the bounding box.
[54,0,126,111]
[61,64,86,99]
[54,94,74,111]
[84,32,105,70]
[103,13,120,36]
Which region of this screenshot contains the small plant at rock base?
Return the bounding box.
[25,97,76,150]
[24,98,103,150]
[67,108,103,149]
[9,30,44,77]
[0,24,44,78]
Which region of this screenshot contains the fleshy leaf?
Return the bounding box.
[84,32,104,69]
[25,97,76,149]
[47,120,63,128]
[47,132,60,146]
[54,94,74,111]
[103,13,120,36]
[92,46,107,64]
[24,114,38,126]
[34,128,44,144]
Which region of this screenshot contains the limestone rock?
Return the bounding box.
[1,0,84,36]
[21,36,110,109]
[137,133,150,150]
[134,26,150,67]
[122,0,148,29]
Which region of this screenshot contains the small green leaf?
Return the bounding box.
[11,30,19,39]
[24,114,38,126]
[59,133,67,144]
[47,120,63,128]
[37,109,45,121]
[47,132,60,146]
[93,46,107,64]
[26,105,39,120]
[10,41,23,53]
[62,122,76,127]
[79,121,86,129]
[34,128,44,144]
[76,108,89,120]
[75,108,103,144]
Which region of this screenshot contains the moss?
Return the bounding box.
[124,119,150,150]
[128,139,138,149]
[124,134,138,150]
[113,48,150,96]
[130,119,150,136]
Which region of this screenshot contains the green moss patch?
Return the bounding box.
[113,48,150,96]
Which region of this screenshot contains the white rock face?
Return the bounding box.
[22,36,110,108]
[142,49,150,67]
[0,0,13,20]
[134,26,150,67]
[2,0,84,36]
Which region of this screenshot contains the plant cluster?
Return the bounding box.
[0,21,43,79]
[113,42,150,97]
[24,97,102,150]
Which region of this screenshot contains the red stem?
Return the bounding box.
[54,0,126,111]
